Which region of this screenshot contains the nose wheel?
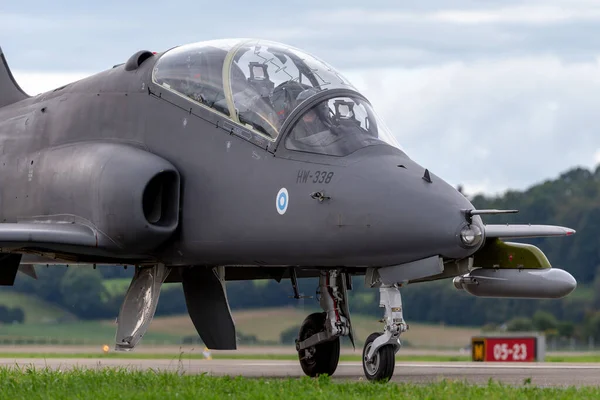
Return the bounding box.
[361,285,407,382]
[362,332,396,381]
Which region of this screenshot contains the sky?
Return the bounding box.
[2,0,600,196]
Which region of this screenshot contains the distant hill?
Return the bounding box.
[0,291,76,324]
[148,307,481,349]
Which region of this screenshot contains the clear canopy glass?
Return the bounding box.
[285,96,401,156]
[153,39,357,139]
[153,39,238,117]
[152,38,402,154]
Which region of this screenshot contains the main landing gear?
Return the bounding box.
[295,269,351,377]
[293,269,408,382]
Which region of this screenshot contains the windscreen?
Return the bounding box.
[285,96,402,156]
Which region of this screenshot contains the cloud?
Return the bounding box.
[430,7,600,25]
[343,56,600,194]
[310,4,600,26]
[594,149,600,164]
[6,1,600,72]
[7,1,600,195]
[11,71,93,96]
[295,2,600,69]
[0,13,144,33]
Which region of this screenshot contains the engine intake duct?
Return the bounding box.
[32,142,181,254]
[142,170,179,227]
[453,268,576,299]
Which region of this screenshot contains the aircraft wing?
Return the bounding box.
[484,224,575,239]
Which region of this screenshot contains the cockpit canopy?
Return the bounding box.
[285,95,401,157]
[153,38,402,155]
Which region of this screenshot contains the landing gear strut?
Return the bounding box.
[293,270,407,382]
[362,285,408,382]
[295,270,353,377]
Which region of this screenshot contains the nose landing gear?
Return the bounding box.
[294,270,408,382]
[362,332,395,381]
[362,285,408,382]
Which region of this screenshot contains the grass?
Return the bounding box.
[546,354,600,362]
[0,292,76,324]
[0,292,480,348]
[0,368,595,399]
[0,352,462,361]
[0,352,600,363]
[0,321,183,345]
[0,305,477,348]
[149,307,480,348]
[214,353,600,363]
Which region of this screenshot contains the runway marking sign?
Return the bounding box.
[472,339,485,362]
[472,336,540,362]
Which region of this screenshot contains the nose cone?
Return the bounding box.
[351,152,483,263]
[408,173,484,260]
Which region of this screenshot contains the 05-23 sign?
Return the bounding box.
[492,341,528,361]
[472,337,537,362]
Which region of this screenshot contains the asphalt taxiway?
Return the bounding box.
[0,358,598,387]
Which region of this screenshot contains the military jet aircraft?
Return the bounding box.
[0,38,577,382]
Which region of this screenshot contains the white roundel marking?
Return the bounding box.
[276,188,289,215]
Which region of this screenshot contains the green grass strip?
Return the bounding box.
[0,368,595,399]
[0,352,599,363]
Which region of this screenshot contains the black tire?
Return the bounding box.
[362,332,395,382]
[297,312,340,377]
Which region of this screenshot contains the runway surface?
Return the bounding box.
[0,358,599,387]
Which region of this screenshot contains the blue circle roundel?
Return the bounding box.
[276,188,289,215]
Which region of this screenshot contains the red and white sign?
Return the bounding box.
[472,336,538,362]
[486,337,536,362]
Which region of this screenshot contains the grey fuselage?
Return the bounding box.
[0,52,481,269]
